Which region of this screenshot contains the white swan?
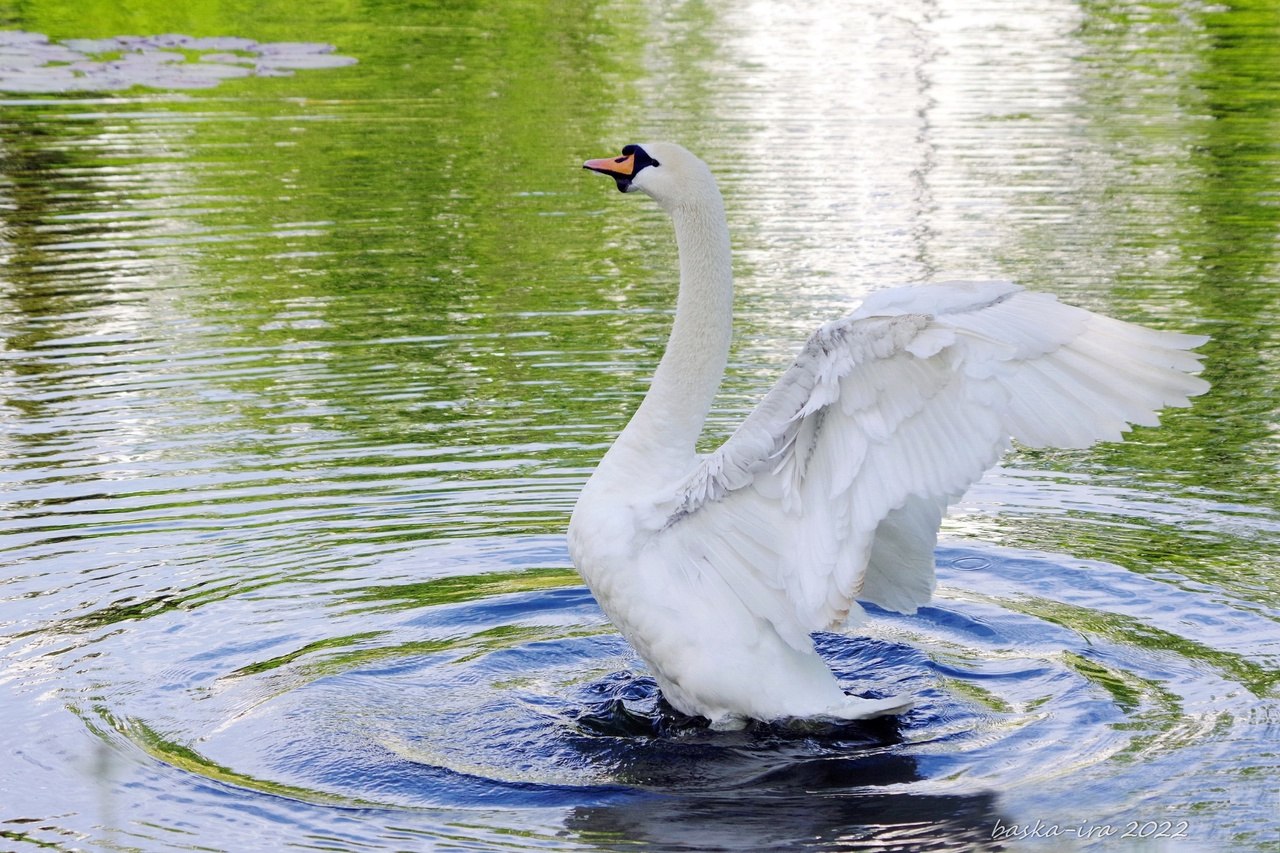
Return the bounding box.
[568,142,1209,729]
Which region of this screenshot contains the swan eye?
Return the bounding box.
[621,144,661,170]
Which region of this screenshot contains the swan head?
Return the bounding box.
[584,142,718,211]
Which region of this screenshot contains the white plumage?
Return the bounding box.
[570,142,1209,729]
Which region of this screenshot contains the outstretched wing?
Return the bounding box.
[659,280,1209,647]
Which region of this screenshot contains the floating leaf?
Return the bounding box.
[0,29,356,93]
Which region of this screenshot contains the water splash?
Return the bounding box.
[0,30,356,93]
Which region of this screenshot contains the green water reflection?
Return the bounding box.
[4,0,1273,500]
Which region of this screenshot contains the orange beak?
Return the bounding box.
[583,152,636,179]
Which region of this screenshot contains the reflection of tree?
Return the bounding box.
[0,115,105,422]
[1,117,86,340]
[5,0,663,502]
[147,0,659,463]
[1062,0,1280,506]
[938,0,1280,597]
[1179,0,1280,505]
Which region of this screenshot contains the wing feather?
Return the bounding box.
[660,281,1209,648]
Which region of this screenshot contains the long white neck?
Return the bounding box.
[608,189,734,477]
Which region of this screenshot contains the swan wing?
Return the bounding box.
[661,280,1209,644]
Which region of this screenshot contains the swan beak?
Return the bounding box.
[584,153,637,193]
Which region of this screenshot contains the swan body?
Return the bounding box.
[568,142,1209,729]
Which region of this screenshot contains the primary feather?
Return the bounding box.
[570,143,1209,729]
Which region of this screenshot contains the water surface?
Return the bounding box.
[2,0,1278,850]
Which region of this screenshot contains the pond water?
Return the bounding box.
[2,0,1278,850]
